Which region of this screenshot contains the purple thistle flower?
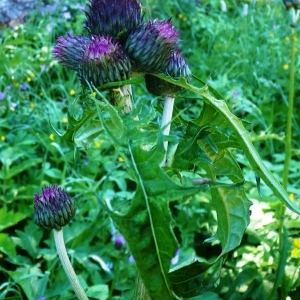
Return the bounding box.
[145,50,191,96]
[125,19,180,73]
[53,35,131,87]
[33,186,76,230]
[53,34,89,71]
[79,35,131,87]
[0,92,5,100]
[84,0,143,43]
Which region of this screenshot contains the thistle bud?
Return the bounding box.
[78,35,131,87]
[53,35,131,87]
[53,34,89,71]
[145,50,191,96]
[33,186,76,231]
[84,0,143,43]
[125,19,180,73]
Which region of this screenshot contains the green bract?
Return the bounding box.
[145,51,191,96]
[125,19,180,73]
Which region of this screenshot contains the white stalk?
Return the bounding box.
[161,95,175,165]
[53,229,88,300]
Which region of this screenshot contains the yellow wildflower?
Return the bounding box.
[1,136,5,142]
[30,103,35,109]
[118,157,125,162]
[62,117,68,123]
[283,64,289,70]
[94,139,104,148]
[290,194,295,201]
[49,133,55,141]
[292,238,300,258]
[69,89,76,96]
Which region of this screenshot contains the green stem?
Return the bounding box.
[269,28,296,300]
[53,229,88,300]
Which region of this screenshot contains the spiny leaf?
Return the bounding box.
[169,260,215,298]
[154,73,300,214]
[208,186,251,258]
[51,109,97,142]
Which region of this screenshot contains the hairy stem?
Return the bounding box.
[120,84,133,114]
[161,96,175,165]
[53,229,88,300]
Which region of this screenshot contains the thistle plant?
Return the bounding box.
[47,0,300,299]
[33,186,88,300]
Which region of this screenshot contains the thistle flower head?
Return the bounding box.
[53,35,131,87]
[79,35,131,87]
[145,50,191,96]
[84,0,143,42]
[125,19,180,73]
[53,34,89,70]
[33,186,76,231]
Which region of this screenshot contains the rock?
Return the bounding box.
[0,0,40,25]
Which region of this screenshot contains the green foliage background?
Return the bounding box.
[1,0,300,299]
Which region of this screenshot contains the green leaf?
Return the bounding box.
[172,102,251,258]
[86,284,109,299]
[0,205,27,231]
[224,262,265,299]
[4,265,44,300]
[53,109,97,142]
[0,233,17,260]
[169,260,213,298]
[209,186,251,257]
[154,74,300,214]
[15,223,43,259]
[95,98,203,299]
[0,158,42,180]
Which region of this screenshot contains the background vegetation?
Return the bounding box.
[0,0,300,299]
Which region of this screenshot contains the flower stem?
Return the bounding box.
[53,229,89,300]
[269,27,296,300]
[161,95,175,165]
[120,84,133,114]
